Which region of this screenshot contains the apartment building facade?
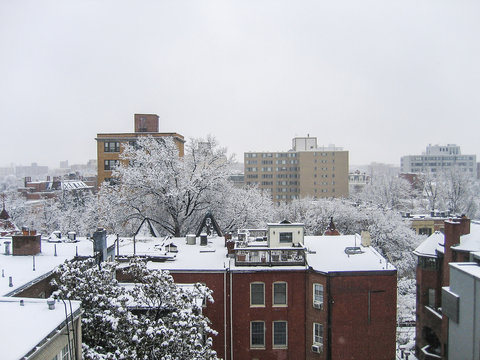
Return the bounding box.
[413,216,480,359]
[244,137,349,201]
[401,144,477,177]
[119,221,397,360]
[95,114,185,185]
[442,261,480,360]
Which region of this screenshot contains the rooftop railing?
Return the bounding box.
[234,247,306,266]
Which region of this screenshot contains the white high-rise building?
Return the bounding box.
[401,144,476,177]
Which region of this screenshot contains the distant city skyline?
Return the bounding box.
[1,1,479,169]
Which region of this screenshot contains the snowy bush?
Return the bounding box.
[52,258,219,360]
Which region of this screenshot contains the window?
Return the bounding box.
[104,141,120,153]
[313,283,324,307]
[251,283,265,306]
[279,232,293,243]
[313,323,323,344]
[61,345,70,360]
[273,282,287,306]
[104,160,119,171]
[273,321,287,348]
[251,321,265,348]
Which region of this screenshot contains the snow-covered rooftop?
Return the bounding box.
[0,297,81,360]
[413,221,480,258]
[449,262,480,279]
[413,231,445,258]
[118,236,229,271]
[453,223,480,252]
[117,234,394,273]
[305,235,395,272]
[0,236,100,296]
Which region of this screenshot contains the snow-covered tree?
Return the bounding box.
[216,185,275,233]
[276,198,421,277]
[52,258,219,360]
[421,171,440,212]
[440,167,477,216]
[101,136,233,237]
[356,173,414,211]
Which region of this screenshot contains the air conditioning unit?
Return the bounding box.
[313,301,323,310]
[312,344,323,353]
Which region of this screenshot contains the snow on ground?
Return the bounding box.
[397,327,418,360]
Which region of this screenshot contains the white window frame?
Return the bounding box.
[313,283,324,307]
[313,322,323,345]
[250,282,265,307]
[250,321,265,349]
[272,320,288,348]
[273,282,287,306]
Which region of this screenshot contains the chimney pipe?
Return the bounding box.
[4,241,11,255]
[47,298,55,310]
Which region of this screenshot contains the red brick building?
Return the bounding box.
[413,216,478,359]
[127,222,397,360]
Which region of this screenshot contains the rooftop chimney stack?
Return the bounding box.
[93,228,108,262]
[134,114,159,133]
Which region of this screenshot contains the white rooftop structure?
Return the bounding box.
[0,297,81,360]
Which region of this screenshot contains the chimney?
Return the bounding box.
[224,232,232,246]
[93,228,107,262]
[361,231,371,247]
[134,114,159,133]
[459,215,470,235]
[443,220,463,285]
[12,232,41,256]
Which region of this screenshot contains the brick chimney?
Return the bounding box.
[134,114,159,133]
[442,217,471,285]
[459,215,470,236]
[12,231,41,256]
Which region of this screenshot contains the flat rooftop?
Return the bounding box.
[0,235,115,296]
[0,297,81,360]
[117,234,395,273]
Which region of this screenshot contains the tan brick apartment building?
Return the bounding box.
[244,136,348,201]
[96,114,185,186]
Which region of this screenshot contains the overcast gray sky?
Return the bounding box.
[1,0,479,168]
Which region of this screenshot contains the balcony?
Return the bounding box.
[234,246,306,266]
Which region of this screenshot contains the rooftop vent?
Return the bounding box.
[186,234,196,245]
[47,298,55,310]
[4,240,11,255]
